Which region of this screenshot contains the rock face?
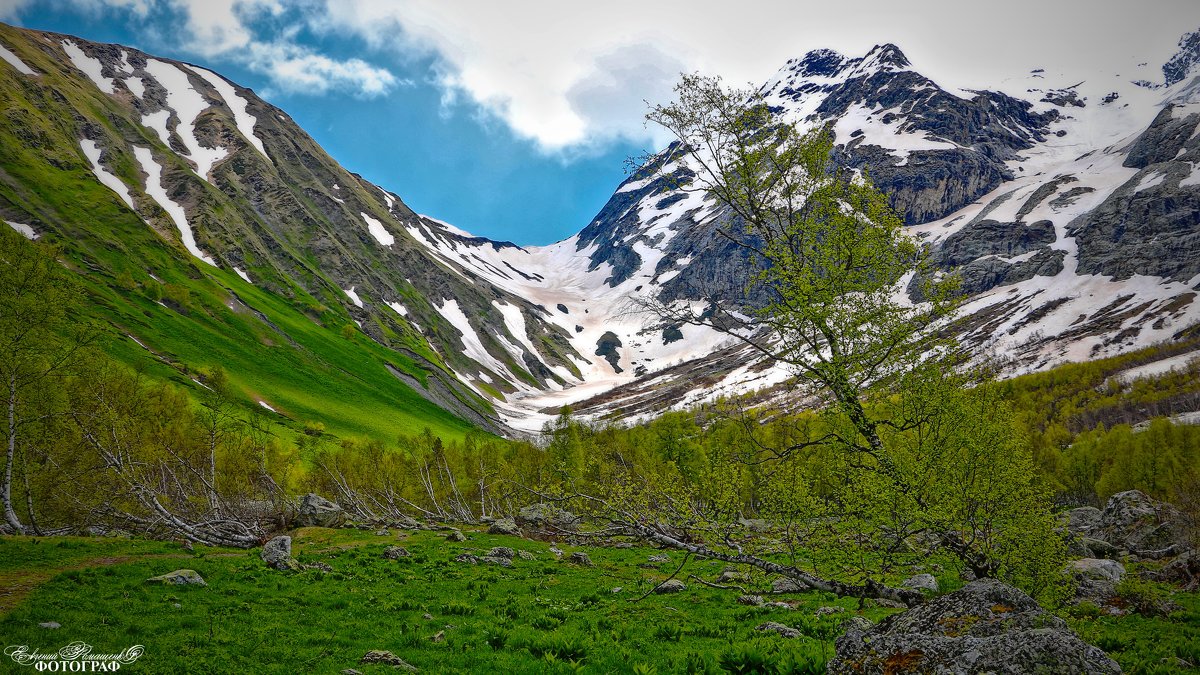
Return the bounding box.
[827,579,1121,674]
[295,493,346,528]
[147,569,207,586]
[261,535,302,571]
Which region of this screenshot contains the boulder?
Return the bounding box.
[487,518,521,536]
[902,573,939,593]
[655,579,685,594]
[39,622,60,629]
[1068,558,1126,582]
[147,569,207,586]
[516,550,536,561]
[1068,536,1120,559]
[360,650,417,671]
[261,535,302,571]
[383,546,411,560]
[1063,506,1102,536]
[445,529,467,542]
[756,622,802,638]
[516,503,579,531]
[295,493,346,528]
[716,569,750,584]
[487,547,515,560]
[648,554,671,563]
[827,579,1121,674]
[567,551,593,566]
[1097,490,1190,553]
[1149,550,1200,590]
[737,594,764,606]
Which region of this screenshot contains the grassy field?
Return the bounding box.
[1,531,1198,674]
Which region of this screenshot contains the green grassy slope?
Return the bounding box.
[0,24,489,442]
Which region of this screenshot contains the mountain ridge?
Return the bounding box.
[2,22,1199,436]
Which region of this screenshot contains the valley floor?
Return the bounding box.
[0,531,1197,673]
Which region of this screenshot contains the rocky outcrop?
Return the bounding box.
[1095,490,1192,554]
[295,493,346,528]
[827,579,1121,674]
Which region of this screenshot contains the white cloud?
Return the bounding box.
[0,0,30,19]
[246,41,397,96]
[316,0,1200,151]
[18,0,398,98]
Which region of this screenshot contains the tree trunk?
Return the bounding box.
[4,376,26,534]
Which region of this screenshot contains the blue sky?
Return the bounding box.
[3,1,1199,245]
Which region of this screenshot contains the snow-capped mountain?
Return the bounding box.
[3,22,1199,436]
[398,32,1200,431]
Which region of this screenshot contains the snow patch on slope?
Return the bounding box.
[62,40,113,93]
[132,145,217,266]
[142,59,227,182]
[362,212,394,246]
[6,221,37,239]
[184,65,270,162]
[344,286,363,308]
[0,44,34,75]
[80,139,134,209]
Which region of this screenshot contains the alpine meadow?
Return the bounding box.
[2,6,1200,674]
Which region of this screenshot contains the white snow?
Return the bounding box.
[1181,163,1200,189]
[344,286,363,308]
[1114,351,1200,384]
[388,301,408,316]
[1133,170,1167,193]
[79,139,134,209]
[123,75,145,98]
[437,298,516,385]
[132,145,217,266]
[258,401,277,413]
[234,267,251,283]
[61,40,113,94]
[362,212,394,246]
[0,44,34,75]
[184,65,270,162]
[5,221,37,239]
[142,59,228,182]
[141,109,171,147]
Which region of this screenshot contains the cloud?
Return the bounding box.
[246,41,398,96]
[11,0,399,98]
[313,0,1200,152]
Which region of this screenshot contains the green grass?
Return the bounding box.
[0,23,488,445]
[0,531,876,673]
[3,531,1199,673]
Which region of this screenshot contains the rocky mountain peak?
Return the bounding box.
[785,48,847,78]
[1163,29,1200,86]
[854,43,912,73]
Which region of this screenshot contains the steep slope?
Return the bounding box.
[0,24,586,438]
